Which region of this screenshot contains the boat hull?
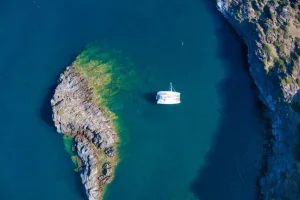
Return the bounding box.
[156,91,181,104]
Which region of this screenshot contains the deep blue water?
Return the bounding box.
[0,0,264,200]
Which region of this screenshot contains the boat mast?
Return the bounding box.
[170,82,173,91]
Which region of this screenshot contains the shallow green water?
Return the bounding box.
[0,0,264,200]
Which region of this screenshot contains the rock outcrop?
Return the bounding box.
[51,66,117,200]
[217,0,300,199]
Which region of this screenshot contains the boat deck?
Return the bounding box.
[156,91,180,104]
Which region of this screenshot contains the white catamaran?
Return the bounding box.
[156,83,181,104]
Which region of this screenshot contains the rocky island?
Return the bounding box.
[217,0,300,199]
[51,43,135,200]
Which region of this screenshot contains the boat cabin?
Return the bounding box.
[156,83,180,104]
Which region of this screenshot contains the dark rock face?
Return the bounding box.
[104,147,115,157]
[51,66,117,200]
[217,0,300,199]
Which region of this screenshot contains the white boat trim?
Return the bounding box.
[156,83,181,104]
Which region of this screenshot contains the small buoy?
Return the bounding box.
[181,41,184,46]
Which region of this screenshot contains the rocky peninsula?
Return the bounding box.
[51,44,135,200]
[217,0,300,199]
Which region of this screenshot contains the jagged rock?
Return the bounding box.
[51,67,116,149]
[102,168,112,176]
[51,66,117,200]
[102,162,111,169]
[217,0,300,200]
[104,147,115,157]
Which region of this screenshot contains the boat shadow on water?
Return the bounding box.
[190,1,266,200]
[142,91,157,105]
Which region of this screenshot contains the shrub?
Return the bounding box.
[274,57,286,71]
[283,26,289,39]
[263,43,272,54]
[281,78,287,85]
[279,45,285,54]
[291,52,300,60]
[286,76,293,84]
[296,37,300,47]
[278,0,285,6]
[296,15,300,23]
[273,40,280,47]
[73,42,137,120]
[297,78,300,86]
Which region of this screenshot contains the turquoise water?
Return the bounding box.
[0,0,264,200]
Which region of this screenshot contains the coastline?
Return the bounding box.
[51,43,135,200]
[216,1,300,199]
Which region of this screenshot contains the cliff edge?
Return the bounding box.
[217,0,300,199]
[50,43,136,200]
[51,66,117,200]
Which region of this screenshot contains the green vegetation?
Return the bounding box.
[296,14,300,23]
[263,43,272,54]
[273,40,280,47]
[292,61,298,75]
[70,42,137,189]
[279,45,285,54]
[286,76,293,84]
[297,78,300,86]
[282,25,289,39]
[278,0,286,6]
[296,37,300,47]
[263,58,267,66]
[281,78,287,86]
[281,76,293,86]
[291,52,300,60]
[73,42,137,123]
[274,57,286,71]
[271,13,276,20]
[277,96,281,103]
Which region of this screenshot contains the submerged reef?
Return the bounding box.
[51,43,135,200]
[217,0,300,199]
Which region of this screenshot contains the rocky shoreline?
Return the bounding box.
[51,66,117,200]
[217,0,300,199]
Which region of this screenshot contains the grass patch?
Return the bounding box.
[281,78,287,86]
[73,42,136,123]
[286,76,293,84]
[279,45,285,54]
[274,57,286,71]
[263,43,272,54]
[296,14,300,22]
[70,42,138,196]
[297,78,300,86]
[273,40,280,47]
[296,37,300,47]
